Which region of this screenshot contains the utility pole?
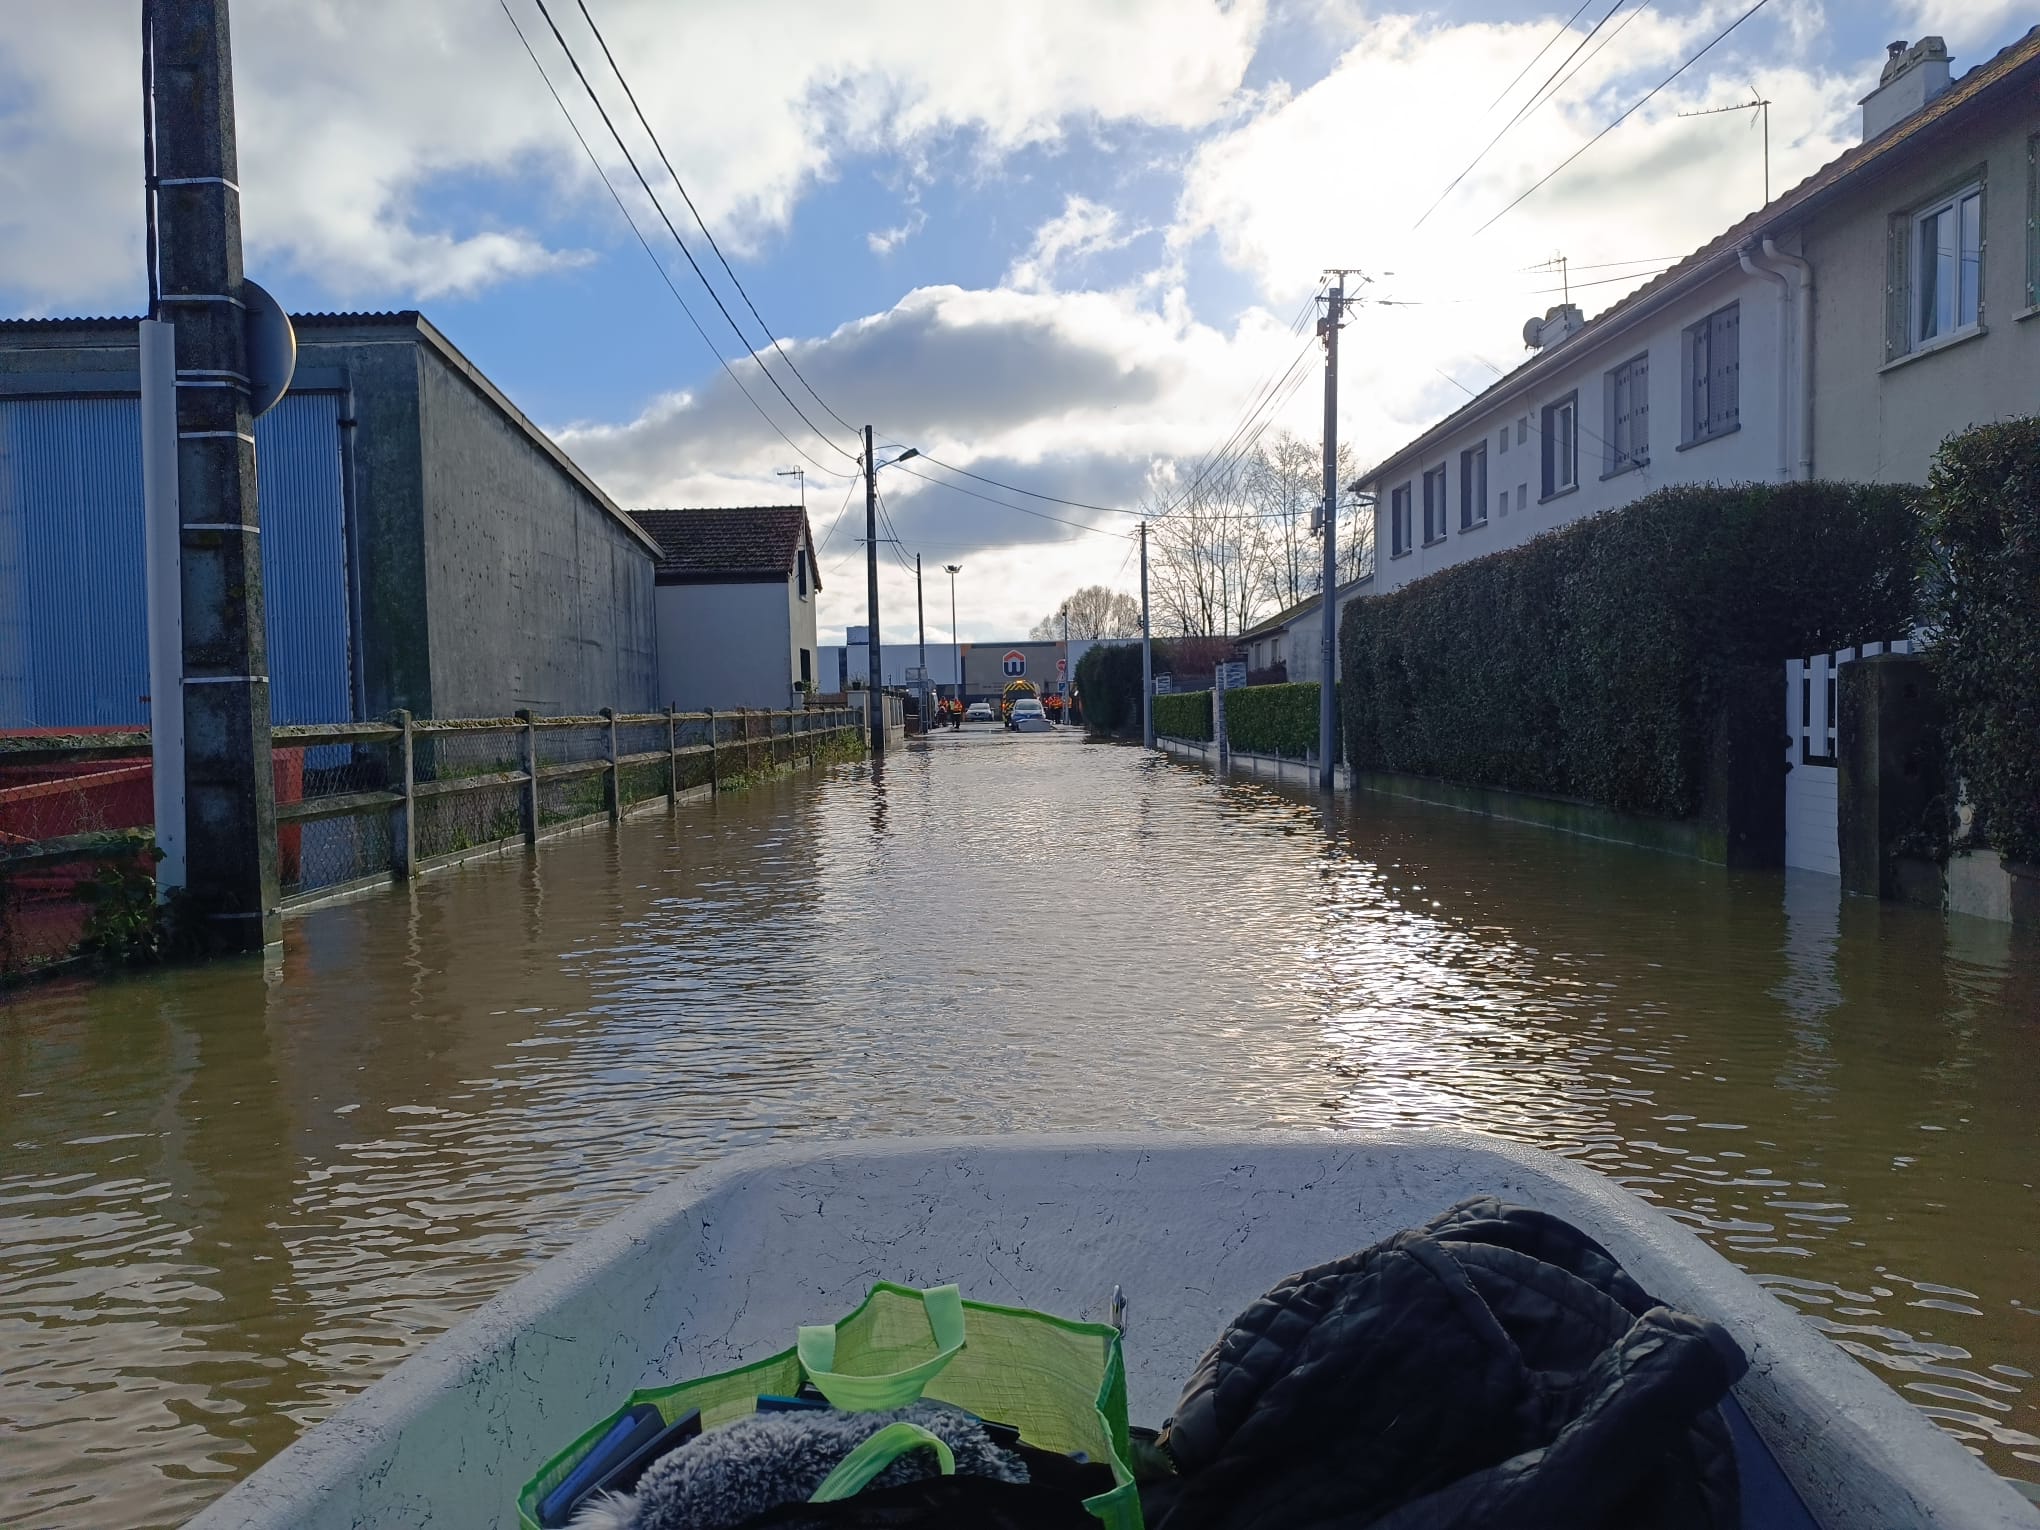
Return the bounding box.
[1060,603,1070,727]
[1317,277,1352,792]
[151,0,279,949]
[863,424,883,757]
[915,552,928,734]
[945,564,962,719]
[1140,521,1154,750]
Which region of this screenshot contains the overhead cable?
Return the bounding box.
[526,0,857,464]
[571,0,859,440]
[1473,0,1775,234]
[497,0,845,477]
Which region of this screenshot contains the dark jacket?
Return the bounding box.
[1147,1196,1748,1530]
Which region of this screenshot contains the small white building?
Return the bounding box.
[631,505,820,712]
[1239,576,1372,686]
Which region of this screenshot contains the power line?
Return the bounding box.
[525,0,857,464]
[1147,309,1326,523]
[496,0,844,477]
[1414,0,1629,230]
[889,463,1133,539]
[1483,0,1595,112]
[816,473,860,559]
[1473,0,1775,235]
[912,455,1141,516]
[1526,0,1655,120]
[570,0,859,440]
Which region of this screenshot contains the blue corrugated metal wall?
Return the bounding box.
[0,393,352,728]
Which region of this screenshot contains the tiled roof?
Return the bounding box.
[1361,25,2040,482]
[1241,574,1374,639]
[630,505,817,587]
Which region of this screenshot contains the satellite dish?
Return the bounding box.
[242,278,297,418]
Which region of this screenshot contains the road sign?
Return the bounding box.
[1154,674,1174,695]
[1002,649,1026,676]
[1057,658,1067,676]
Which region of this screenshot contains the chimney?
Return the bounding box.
[1860,36,1952,140]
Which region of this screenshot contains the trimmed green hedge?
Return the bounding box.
[1076,640,1163,738]
[1153,689,1213,742]
[1924,419,2040,864]
[1225,682,1321,759]
[1340,480,1922,820]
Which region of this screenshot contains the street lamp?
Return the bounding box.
[862,435,919,755]
[945,564,963,722]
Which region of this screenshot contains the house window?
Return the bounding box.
[800,648,812,685]
[1498,425,1510,455]
[797,549,809,597]
[1390,482,1413,556]
[1540,393,1578,499]
[1517,415,1529,446]
[1459,442,1487,529]
[1682,303,1739,444]
[1910,181,1984,347]
[1604,352,1649,475]
[1422,464,1448,543]
[1272,637,1283,665]
[1498,486,1510,516]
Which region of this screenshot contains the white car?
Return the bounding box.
[1008,698,1051,732]
[964,701,995,722]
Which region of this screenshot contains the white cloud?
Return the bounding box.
[868,208,927,256]
[0,0,1268,308]
[1006,195,1141,291]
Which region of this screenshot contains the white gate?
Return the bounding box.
[1783,640,1914,875]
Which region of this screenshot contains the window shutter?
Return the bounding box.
[1709,307,1739,433]
[1886,211,1910,359]
[1633,355,1649,461]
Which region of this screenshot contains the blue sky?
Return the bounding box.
[1,0,2030,640]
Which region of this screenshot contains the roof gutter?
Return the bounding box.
[1738,245,1794,480]
[1763,237,1815,481]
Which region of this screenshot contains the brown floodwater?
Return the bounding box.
[2,727,2037,1526]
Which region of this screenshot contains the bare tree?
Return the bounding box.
[1245,431,1363,610]
[1147,458,1277,636]
[1029,585,1142,639]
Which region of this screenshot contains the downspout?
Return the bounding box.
[1739,246,1793,480]
[1763,237,1815,481]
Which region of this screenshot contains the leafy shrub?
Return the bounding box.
[1224,682,1321,758]
[1923,418,2040,864]
[1340,480,1922,819]
[1153,689,1213,742]
[1077,640,1175,738]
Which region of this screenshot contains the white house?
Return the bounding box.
[1358,26,2040,592]
[631,504,820,712]
[1238,575,1372,685]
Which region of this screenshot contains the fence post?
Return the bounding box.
[665,705,678,807]
[601,707,621,823]
[516,708,539,846]
[707,708,719,791]
[391,708,416,879]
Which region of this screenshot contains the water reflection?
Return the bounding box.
[1,728,2036,1526]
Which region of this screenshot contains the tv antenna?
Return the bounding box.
[1679,89,1772,205]
[775,467,806,510]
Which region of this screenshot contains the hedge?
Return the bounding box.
[1153,689,1214,742]
[1076,640,1161,738]
[1340,480,1922,820]
[1924,418,2040,864]
[1224,682,1321,759]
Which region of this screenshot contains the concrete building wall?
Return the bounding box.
[653,581,793,711]
[414,346,656,718]
[1802,107,2040,485]
[788,552,818,693]
[1368,266,1786,599]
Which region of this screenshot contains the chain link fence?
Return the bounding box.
[1,708,860,983]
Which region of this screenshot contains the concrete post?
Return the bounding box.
[153,0,279,947]
[391,709,415,878]
[600,708,620,823]
[1839,654,1944,903]
[516,708,538,845]
[665,706,678,807]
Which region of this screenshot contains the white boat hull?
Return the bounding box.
[183,1132,2038,1529]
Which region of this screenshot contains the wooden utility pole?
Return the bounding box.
[1317,278,1352,792]
[149,0,278,948]
[864,424,883,757]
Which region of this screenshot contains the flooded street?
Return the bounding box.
[3,727,2038,1526]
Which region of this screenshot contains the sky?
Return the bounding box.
[1,0,2031,644]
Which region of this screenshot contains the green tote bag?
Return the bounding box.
[518,1282,1142,1530]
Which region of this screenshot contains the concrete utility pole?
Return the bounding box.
[1140,521,1154,750]
[151,0,279,948]
[1317,278,1351,793]
[1060,603,1070,726]
[915,552,927,733]
[864,424,883,757]
[944,564,962,714]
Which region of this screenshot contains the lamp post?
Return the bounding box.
[862,432,918,755]
[945,564,963,721]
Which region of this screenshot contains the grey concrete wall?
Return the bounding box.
[652,580,792,711]
[1803,101,2040,484]
[415,345,656,717]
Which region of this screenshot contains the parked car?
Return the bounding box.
[964,702,995,722]
[1008,698,1051,733]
